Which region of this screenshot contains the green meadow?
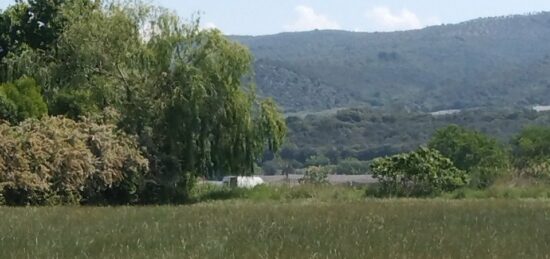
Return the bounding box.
[2,198,550,258]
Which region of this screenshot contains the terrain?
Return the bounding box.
[276,107,550,169]
[233,12,550,113]
[3,199,550,258]
[3,1,550,258]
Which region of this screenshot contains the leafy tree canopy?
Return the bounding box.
[513,126,550,160]
[371,147,469,197]
[428,125,510,187]
[512,126,550,178]
[0,77,47,123]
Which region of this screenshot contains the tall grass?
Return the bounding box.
[2,200,550,258]
[190,184,366,203]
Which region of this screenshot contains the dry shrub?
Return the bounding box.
[0,117,148,205]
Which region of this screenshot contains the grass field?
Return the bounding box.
[2,199,550,258]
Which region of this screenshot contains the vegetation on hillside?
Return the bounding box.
[276,107,550,171]
[233,13,550,112]
[270,107,550,197]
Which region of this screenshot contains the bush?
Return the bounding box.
[300,166,329,185]
[428,125,510,188]
[512,126,550,179]
[0,116,148,205]
[515,160,550,179]
[371,147,470,197]
[0,77,47,123]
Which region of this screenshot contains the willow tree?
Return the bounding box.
[144,16,286,198]
[1,0,286,201]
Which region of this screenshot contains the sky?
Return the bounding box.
[3,0,550,35]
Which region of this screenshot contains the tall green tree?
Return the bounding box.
[0,0,75,80]
[428,125,510,187]
[143,18,286,200]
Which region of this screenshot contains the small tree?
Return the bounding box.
[428,125,510,188]
[300,166,329,185]
[371,148,469,197]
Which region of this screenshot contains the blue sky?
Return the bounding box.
[3,0,550,35]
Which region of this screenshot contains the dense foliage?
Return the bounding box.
[428,125,510,187]
[277,107,550,171]
[371,148,469,197]
[0,77,47,123]
[0,116,148,205]
[0,0,286,204]
[233,13,550,112]
[512,126,550,178]
[299,166,329,185]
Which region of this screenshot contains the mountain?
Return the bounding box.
[231,12,550,113]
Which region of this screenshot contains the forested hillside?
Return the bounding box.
[278,107,550,169]
[233,13,550,112]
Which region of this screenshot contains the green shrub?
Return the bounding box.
[429,125,510,188]
[371,147,470,197]
[516,160,550,179]
[0,116,148,205]
[513,126,550,179]
[0,77,47,123]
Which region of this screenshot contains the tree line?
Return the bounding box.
[370,124,550,197]
[0,0,286,205]
[264,107,550,175]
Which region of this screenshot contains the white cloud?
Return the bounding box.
[286,5,341,31]
[366,6,440,32]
